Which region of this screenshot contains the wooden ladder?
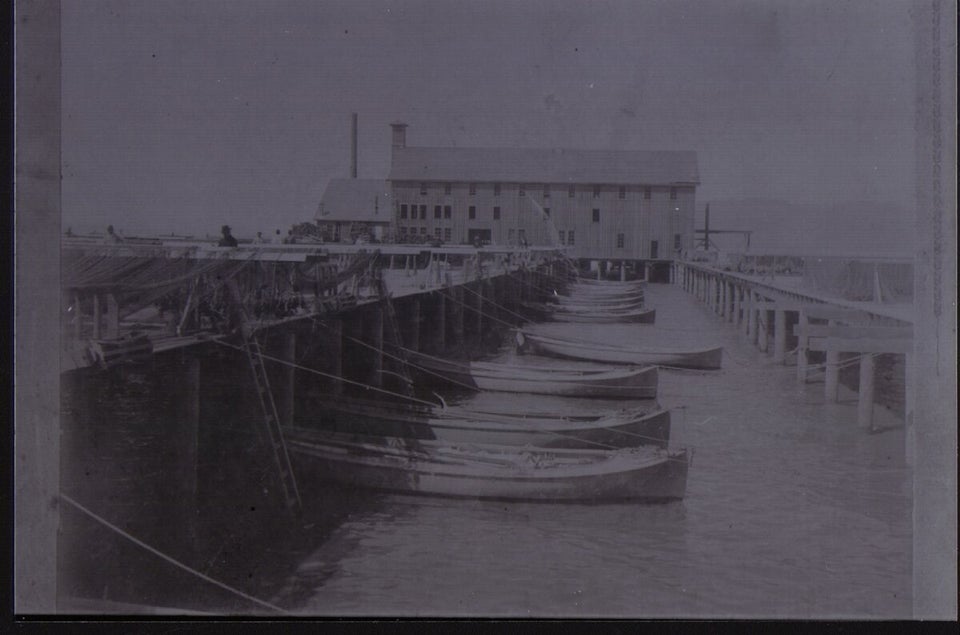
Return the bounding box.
[225,279,302,515]
[376,275,414,397]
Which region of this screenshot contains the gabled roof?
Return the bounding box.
[317,179,392,223]
[388,146,699,186]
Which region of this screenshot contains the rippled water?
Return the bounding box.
[265,284,912,618]
[58,283,911,617]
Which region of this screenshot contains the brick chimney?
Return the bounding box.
[390,122,408,165]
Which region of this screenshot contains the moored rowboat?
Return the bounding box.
[284,427,689,503]
[402,348,659,398]
[517,331,723,370]
[550,308,656,324]
[303,393,671,448]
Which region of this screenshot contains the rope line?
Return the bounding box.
[59,492,292,615]
[211,339,438,407]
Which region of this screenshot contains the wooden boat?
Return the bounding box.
[519,302,655,324]
[516,331,723,370]
[550,308,656,324]
[554,297,645,312]
[284,427,689,503]
[402,348,658,398]
[298,397,671,449]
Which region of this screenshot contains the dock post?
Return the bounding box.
[453,286,465,350]
[409,297,421,352]
[758,305,769,352]
[92,294,102,339]
[105,293,120,338]
[73,292,83,340]
[773,309,787,363]
[434,292,446,352]
[731,284,740,324]
[747,291,757,342]
[475,281,484,348]
[856,353,875,430]
[369,307,384,388]
[328,318,344,395]
[175,353,200,549]
[278,331,296,426]
[824,321,840,402]
[796,310,808,382]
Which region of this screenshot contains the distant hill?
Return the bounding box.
[695,199,915,258]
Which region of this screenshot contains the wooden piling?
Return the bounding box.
[278,332,295,426]
[796,310,808,383]
[434,293,446,352]
[747,291,757,342]
[773,309,787,363]
[824,321,840,402]
[407,297,421,352]
[857,353,876,430]
[92,294,102,339]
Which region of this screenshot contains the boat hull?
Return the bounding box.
[550,308,656,324]
[305,397,671,449]
[406,349,659,398]
[285,429,688,503]
[518,332,723,370]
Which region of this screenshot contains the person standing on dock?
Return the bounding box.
[103,224,124,243]
[218,225,238,247]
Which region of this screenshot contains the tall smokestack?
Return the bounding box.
[389,122,407,167]
[350,113,358,178]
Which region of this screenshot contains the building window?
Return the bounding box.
[616,233,625,248]
[435,227,442,239]
[494,183,501,196]
[558,230,565,245]
[593,185,601,198]
[434,205,442,219]
[444,228,452,242]
[468,206,476,220]
[543,185,550,198]
[400,226,408,237]
[444,205,452,219]
[674,233,682,250]
[592,208,600,223]
[568,184,575,198]
[400,204,408,219]
[650,240,659,258]
[493,206,501,220]
[420,227,427,235]
[508,228,515,242]
[670,187,677,200]
[518,229,526,243]
[420,183,428,195]
[444,183,452,195]
[518,184,525,197]
[568,230,575,246]
[618,186,626,199]
[644,187,652,199]
[469,183,476,195]
[419,205,427,219]
[543,207,550,217]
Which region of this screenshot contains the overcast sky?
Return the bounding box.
[61,0,917,237]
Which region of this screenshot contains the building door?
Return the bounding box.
[468,229,492,245]
[650,240,659,259]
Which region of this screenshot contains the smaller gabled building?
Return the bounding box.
[316,179,393,243]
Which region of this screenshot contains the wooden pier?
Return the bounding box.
[672,261,915,456]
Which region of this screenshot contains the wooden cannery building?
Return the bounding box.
[386,121,699,276]
[316,178,393,243]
